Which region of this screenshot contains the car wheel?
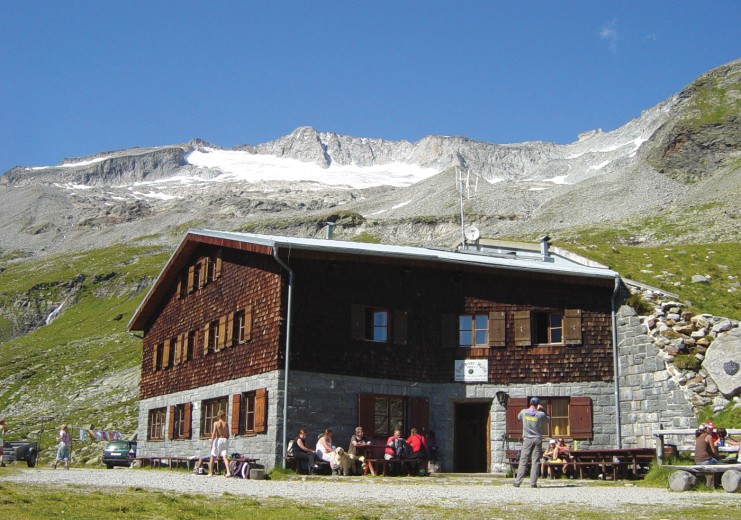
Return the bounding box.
[27,452,37,468]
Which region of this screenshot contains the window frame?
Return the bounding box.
[358,393,429,440]
[366,308,389,343]
[458,313,489,348]
[533,311,563,345]
[200,397,229,439]
[147,407,166,441]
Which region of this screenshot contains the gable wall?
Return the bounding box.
[140,245,284,400]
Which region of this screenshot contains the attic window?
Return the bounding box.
[533,312,563,344]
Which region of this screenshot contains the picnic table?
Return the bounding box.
[568,448,656,480]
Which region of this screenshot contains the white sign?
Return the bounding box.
[454,359,488,382]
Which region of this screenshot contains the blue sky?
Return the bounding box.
[1,1,739,174]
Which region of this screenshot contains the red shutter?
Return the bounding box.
[254,388,267,434]
[394,309,408,345]
[168,406,175,440]
[183,402,192,439]
[231,394,241,437]
[563,309,582,345]
[441,314,457,348]
[408,397,430,434]
[351,304,364,340]
[569,396,593,439]
[513,311,532,346]
[506,398,528,439]
[488,311,506,347]
[358,394,376,438]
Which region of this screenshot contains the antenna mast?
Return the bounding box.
[455,166,479,246]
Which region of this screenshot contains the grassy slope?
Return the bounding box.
[0,227,738,464]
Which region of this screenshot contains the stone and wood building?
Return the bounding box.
[128,230,699,472]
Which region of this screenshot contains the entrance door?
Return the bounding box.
[454,402,491,473]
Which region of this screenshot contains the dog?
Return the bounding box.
[332,447,363,476]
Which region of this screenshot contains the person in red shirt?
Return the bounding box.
[406,428,428,458]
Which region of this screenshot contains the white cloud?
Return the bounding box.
[599,19,619,53]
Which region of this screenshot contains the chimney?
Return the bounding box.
[539,235,551,260]
[325,222,335,240]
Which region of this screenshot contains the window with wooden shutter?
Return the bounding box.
[488,311,506,347]
[243,306,253,342]
[513,311,532,346]
[505,398,528,439]
[197,258,207,289]
[168,406,175,440]
[174,334,183,365]
[152,344,160,372]
[393,309,408,345]
[254,388,267,434]
[563,309,582,345]
[176,279,182,300]
[568,396,593,440]
[231,393,241,437]
[214,249,223,279]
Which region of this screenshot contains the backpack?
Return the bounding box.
[394,438,412,459]
[286,439,296,457]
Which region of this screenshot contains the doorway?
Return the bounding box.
[453,401,491,473]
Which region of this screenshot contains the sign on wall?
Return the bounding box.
[454,359,488,382]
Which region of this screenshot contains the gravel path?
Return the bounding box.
[2,468,739,513]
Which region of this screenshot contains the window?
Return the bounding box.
[201,397,229,438]
[513,309,582,347]
[235,309,249,344]
[357,393,429,439]
[203,320,219,356]
[186,330,196,361]
[148,408,166,441]
[534,312,563,344]
[459,314,488,347]
[351,304,407,345]
[231,389,268,436]
[152,342,164,372]
[368,309,388,342]
[505,396,593,440]
[168,403,192,440]
[167,337,177,366]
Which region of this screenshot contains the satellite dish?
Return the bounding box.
[464,225,480,242]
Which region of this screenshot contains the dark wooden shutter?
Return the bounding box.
[394,310,408,345]
[176,279,182,299]
[198,258,207,288]
[168,406,175,440]
[231,394,241,436]
[408,397,430,434]
[174,334,182,365]
[569,396,593,439]
[506,397,528,439]
[152,345,159,372]
[202,324,210,356]
[162,339,171,369]
[441,314,457,348]
[513,311,532,346]
[244,306,253,342]
[225,312,235,348]
[214,249,223,279]
[183,402,192,439]
[358,393,376,438]
[488,311,506,347]
[563,309,582,345]
[351,304,364,340]
[254,388,267,434]
[187,265,195,293]
[217,316,227,350]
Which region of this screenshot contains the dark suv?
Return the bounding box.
[101,440,137,469]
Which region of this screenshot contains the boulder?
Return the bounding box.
[668,470,696,491]
[703,328,741,397]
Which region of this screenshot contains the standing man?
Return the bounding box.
[0,418,6,467]
[208,410,231,477]
[513,397,549,488]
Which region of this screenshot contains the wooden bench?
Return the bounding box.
[374,457,428,476]
[665,463,741,492]
[284,456,329,475]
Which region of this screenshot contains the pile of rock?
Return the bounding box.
[639,292,740,412]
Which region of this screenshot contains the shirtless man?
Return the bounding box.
[208,410,231,476]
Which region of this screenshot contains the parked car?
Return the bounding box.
[2,441,38,467]
[101,440,137,469]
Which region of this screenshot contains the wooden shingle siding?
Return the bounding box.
[140,246,283,400]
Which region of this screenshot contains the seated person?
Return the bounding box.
[385,429,401,460]
[555,437,572,476]
[694,425,720,465]
[316,428,339,472]
[291,428,316,473]
[716,428,739,463]
[406,428,428,458]
[541,439,562,478]
[349,426,374,476]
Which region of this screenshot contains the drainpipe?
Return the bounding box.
[273,246,295,469]
[611,276,623,448]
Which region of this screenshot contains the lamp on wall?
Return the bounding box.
[495,391,509,408]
